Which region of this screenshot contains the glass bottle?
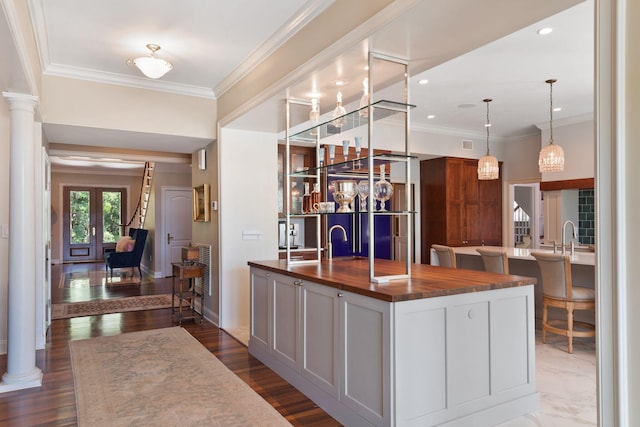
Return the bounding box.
[373,164,393,212]
[302,182,312,214]
[332,91,346,128]
[311,183,321,212]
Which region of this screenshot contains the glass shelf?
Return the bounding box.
[290,153,417,176]
[290,100,416,143]
[289,211,416,218]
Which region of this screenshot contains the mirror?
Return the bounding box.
[193,184,210,222]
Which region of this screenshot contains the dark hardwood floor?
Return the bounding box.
[0,262,341,426]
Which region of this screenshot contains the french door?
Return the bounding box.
[63,186,127,262]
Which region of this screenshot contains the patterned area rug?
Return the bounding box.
[59,269,141,288]
[52,294,174,319]
[70,327,291,427]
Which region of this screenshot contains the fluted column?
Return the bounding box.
[0,92,42,392]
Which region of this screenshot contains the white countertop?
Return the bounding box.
[452,246,595,266]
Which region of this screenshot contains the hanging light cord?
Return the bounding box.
[547,79,556,145]
[484,98,492,155]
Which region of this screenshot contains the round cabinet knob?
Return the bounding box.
[266,273,270,277]
[337,293,344,298]
[468,309,474,319]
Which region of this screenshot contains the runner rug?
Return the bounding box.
[52,294,174,319]
[69,327,291,427]
[59,269,141,288]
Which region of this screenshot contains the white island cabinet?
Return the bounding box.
[249,261,538,427]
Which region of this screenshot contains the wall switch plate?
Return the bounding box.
[211,201,218,211]
[1,224,8,238]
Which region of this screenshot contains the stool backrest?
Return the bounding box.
[476,248,509,274]
[531,252,572,299]
[431,244,457,268]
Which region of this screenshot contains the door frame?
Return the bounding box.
[161,186,193,277]
[506,181,541,249]
[58,183,131,263]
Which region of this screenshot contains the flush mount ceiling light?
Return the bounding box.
[538,79,565,173]
[477,98,499,180]
[127,44,173,79]
[537,27,553,35]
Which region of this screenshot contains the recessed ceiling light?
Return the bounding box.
[418,79,429,85]
[553,107,562,112]
[335,80,347,86]
[307,92,322,98]
[458,103,476,109]
[537,27,553,35]
[427,115,435,119]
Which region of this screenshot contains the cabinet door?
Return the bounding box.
[249,268,271,354]
[301,282,340,397]
[447,301,491,406]
[272,274,300,369]
[340,291,390,426]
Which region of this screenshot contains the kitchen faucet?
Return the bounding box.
[562,220,578,256]
[327,224,347,260]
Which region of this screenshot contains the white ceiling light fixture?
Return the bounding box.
[127,44,173,79]
[538,79,565,173]
[477,98,499,180]
[537,27,553,35]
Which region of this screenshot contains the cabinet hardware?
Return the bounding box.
[468,309,474,319]
[337,293,344,297]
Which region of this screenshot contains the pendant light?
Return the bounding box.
[127,44,173,79]
[538,79,565,172]
[477,98,499,180]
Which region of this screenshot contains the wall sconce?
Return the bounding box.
[198,149,206,171]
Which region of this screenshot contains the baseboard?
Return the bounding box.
[203,305,219,327]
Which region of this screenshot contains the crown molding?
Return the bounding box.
[535,112,594,130]
[3,0,40,98]
[44,63,215,99]
[28,0,214,99]
[213,0,335,98]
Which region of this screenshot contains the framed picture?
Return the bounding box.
[193,184,210,222]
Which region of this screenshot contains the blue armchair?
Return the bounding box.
[104,228,148,280]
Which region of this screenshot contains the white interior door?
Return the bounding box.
[162,187,193,276]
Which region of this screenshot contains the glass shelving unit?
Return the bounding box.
[284,52,413,283]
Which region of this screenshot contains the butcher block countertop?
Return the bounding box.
[248,258,536,302]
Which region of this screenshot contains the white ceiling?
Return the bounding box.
[16,0,593,165]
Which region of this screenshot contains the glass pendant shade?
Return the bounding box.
[478,155,499,180]
[539,79,564,172]
[538,142,565,172]
[478,98,499,180]
[130,44,172,79]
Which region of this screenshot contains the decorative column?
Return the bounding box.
[0,92,42,392]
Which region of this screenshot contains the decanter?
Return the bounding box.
[332,91,346,128]
[302,182,312,214]
[373,164,393,212]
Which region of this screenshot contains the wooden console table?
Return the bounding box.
[171,262,205,324]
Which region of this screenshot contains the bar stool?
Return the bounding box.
[476,247,509,274]
[431,244,457,268]
[531,252,596,353]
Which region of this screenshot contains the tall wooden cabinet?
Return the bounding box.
[420,157,502,263]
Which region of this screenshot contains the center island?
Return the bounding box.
[248,257,539,427]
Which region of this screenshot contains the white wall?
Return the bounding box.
[0,96,10,354]
[503,133,542,182]
[539,118,594,181]
[219,128,278,332]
